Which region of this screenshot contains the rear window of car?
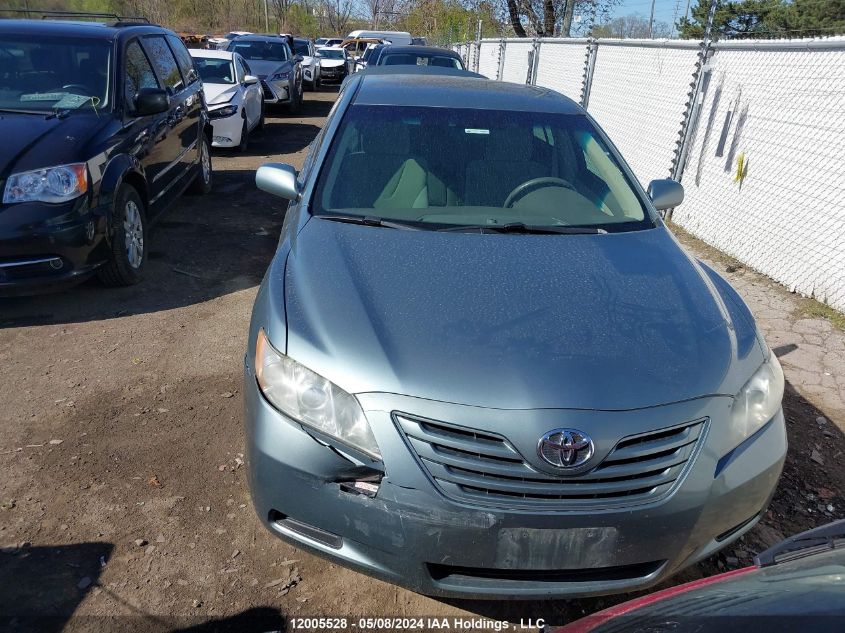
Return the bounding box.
[380,53,462,69]
[230,41,289,62]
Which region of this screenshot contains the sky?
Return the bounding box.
[593,0,691,32]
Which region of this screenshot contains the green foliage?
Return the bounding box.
[678,0,845,40]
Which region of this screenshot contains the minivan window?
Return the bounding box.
[313,105,651,231]
[0,35,112,111]
[124,40,160,106]
[143,35,183,93]
[166,34,198,85]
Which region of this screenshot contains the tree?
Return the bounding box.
[676,0,845,40]
[321,0,355,33]
[593,13,671,38]
[504,0,620,37]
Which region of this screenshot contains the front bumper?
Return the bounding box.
[244,364,786,599]
[319,66,346,82]
[0,195,109,294]
[209,108,243,147]
[260,77,292,104]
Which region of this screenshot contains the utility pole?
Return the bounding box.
[264,0,270,33]
[648,0,656,38]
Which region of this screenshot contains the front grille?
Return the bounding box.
[395,414,706,509]
[260,80,275,100]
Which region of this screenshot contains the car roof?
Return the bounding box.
[353,72,583,114]
[378,45,461,57]
[0,18,163,40]
[189,48,235,59]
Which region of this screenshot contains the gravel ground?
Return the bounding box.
[1,88,843,632]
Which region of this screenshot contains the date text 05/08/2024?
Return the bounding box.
[289,617,546,631]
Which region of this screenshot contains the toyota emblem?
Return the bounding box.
[537,429,594,468]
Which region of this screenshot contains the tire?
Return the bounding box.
[286,80,302,114]
[257,102,266,133]
[97,184,147,287]
[237,118,249,153]
[316,74,322,89]
[189,135,212,194]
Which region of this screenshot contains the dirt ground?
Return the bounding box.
[1,88,843,633]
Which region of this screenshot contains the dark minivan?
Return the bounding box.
[0,17,212,293]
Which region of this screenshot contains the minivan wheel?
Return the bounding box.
[188,135,212,194]
[98,184,147,287]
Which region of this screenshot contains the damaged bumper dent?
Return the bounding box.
[244,367,786,599]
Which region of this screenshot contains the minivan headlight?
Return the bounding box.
[3,163,88,204]
[255,329,380,459]
[729,353,784,446]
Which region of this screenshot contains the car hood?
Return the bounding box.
[283,219,761,410]
[319,59,346,68]
[0,112,103,177]
[246,59,293,78]
[204,83,240,105]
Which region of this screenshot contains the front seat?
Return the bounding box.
[330,121,428,212]
[464,127,548,206]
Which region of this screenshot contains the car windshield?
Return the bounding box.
[230,40,288,62]
[320,49,344,60]
[294,41,310,56]
[313,105,652,232]
[380,52,462,69]
[193,57,235,84]
[0,35,111,112]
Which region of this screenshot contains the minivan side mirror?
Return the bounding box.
[647,178,684,211]
[243,74,259,85]
[133,87,169,116]
[256,163,300,201]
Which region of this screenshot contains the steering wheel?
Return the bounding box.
[62,84,90,95]
[503,177,575,208]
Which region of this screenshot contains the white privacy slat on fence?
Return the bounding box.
[477,41,500,79]
[673,43,845,312]
[534,39,589,101]
[586,42,701,185]
[501,40,533,84]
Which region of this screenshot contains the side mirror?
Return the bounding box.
[256,163,300,201]
[648,178,684,211]
[134,88,169,116]
[294,54,304,63]
[243,74,259,86]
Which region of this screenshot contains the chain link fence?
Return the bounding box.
[453,35,845,313]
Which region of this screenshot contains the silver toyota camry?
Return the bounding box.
[244,68,787,599]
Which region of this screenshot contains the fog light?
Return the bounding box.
[49,258,64,270]
[339,479,380,498]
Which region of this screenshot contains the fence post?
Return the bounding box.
[473,19,482,73]
[671,43,713,184]
[580,39,598,110]
[497,38,506,80]
[528,38,541,85]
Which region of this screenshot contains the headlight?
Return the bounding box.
[729,352,784,446]
[3,163,88,204]
[209,104,238,119]
[270,71,290,81]
[255,329,381,459]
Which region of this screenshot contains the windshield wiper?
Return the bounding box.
[438,222,607,235]
[0,108,44,115]
[755,519,845,567]
[316,214,424,231]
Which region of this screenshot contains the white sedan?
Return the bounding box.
[190,49,264,151]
